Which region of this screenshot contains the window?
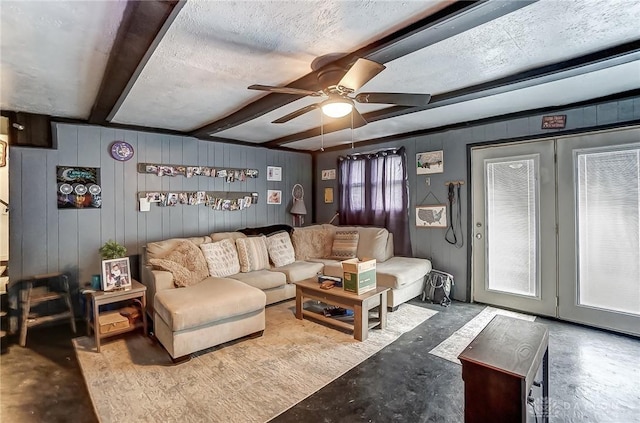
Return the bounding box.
[338,147,412,256]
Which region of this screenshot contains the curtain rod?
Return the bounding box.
[346,147,399,156]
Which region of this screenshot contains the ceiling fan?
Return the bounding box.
[248,57,431,127]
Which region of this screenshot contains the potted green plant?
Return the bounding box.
[94,240,128,290]
[99,240,127,260]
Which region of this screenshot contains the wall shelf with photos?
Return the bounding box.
[138,191,259,211]
[137,163,258,182]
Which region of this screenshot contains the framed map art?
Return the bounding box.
[416,205,447,228]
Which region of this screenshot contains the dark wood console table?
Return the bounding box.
[458,315,549,423]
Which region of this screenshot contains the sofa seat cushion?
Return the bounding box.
[269,261,323,283]
[306,258,342,266]
[375,257,432,289]
[229,270,286,290]
[154,277,266,331]
[320,261,344,278]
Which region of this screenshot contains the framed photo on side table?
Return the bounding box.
[101,257,132,291]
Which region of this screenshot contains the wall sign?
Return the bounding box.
[57,166,101,209]
[321,169,336,180]
[541,115,566,129]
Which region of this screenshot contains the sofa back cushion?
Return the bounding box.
[265,231,296,267]
[210,231,247,243]
[291,225,333,260]
[148,239,209,287]
[236,236,270,272]
[200,239,241,277]
[331,230,359,260]
[145,236,211,262]
[325,226,392,262]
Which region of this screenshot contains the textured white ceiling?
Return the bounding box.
[1,0,638,150]
[0,0,126,118]
[214,0,640,143]
[285,60,640,151]
[112,0,445,131]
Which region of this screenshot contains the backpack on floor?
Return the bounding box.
[422,270,454,307]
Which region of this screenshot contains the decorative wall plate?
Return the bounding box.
[110,141,134,161]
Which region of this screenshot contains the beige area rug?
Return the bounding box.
[74,301,437,423]
[429,306,536,365]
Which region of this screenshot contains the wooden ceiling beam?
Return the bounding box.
[191,0,537,138]
[88,0,182,124]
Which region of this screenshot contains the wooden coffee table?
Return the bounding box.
[295,279,389,341]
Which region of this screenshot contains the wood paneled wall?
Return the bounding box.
[315,97,640,301]
[9,123,311,287]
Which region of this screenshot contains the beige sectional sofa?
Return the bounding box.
[141,225,431,359]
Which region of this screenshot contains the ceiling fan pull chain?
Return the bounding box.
[320,112,324,152]
[351,111,354,149]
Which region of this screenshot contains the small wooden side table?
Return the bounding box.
[458,315,549,423]
[85,279,147,352]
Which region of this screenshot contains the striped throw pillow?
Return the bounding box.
[236,236,270,273]
[331,230,359,260]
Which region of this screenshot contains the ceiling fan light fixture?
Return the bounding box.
[321,97,353,118]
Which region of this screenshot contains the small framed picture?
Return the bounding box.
[101,257,132,291]
[324,187,334,204]
[321,169,336,180]
[416,205,447,228]
[267,166,282,181]
[267,189,281,205]
[417,151,444,175]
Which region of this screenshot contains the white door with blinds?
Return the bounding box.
[471,140,558,317]
[557,130,640,336]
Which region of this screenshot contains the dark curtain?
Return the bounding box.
[338,147,412,257]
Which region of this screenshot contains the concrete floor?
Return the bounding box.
[1,300,639,423]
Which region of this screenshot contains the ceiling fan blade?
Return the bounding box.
[337,58,385,92]
[355,92,431,106]
[350,108,368,128]
[272,104,320,124]
[248,84,321,97]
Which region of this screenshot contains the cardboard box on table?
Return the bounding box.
[341,258,376,295]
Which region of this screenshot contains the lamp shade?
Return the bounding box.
[290,199,307,215]
[321,97,354,118]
